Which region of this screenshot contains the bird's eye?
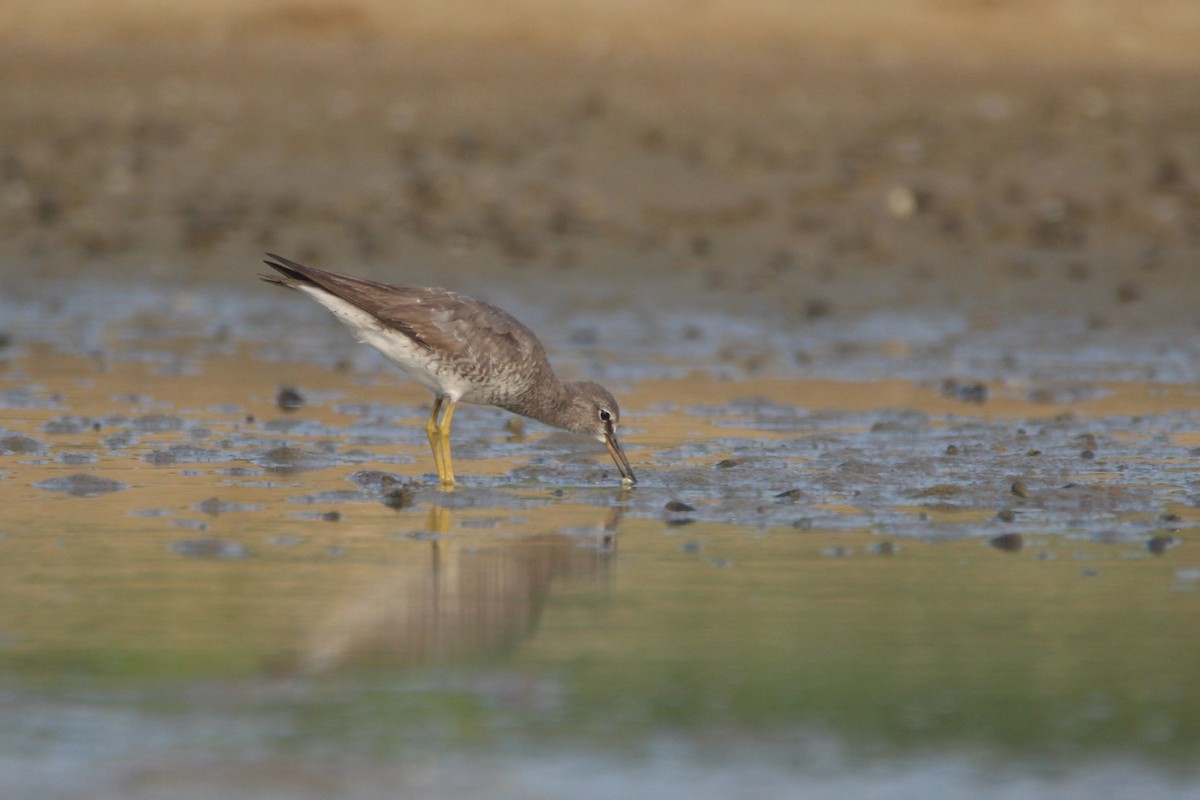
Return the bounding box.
[598,409,612,422]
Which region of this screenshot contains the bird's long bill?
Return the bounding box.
[604,431,637,486]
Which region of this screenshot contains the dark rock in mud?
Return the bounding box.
[0,434,42,454]
[276,384,305,411]
[382,487,416,509]
[1147,536,1177,555]
[348,469,410,493]
[665,500,695,512]
[989,532,1024,552]
[34,473,127,496]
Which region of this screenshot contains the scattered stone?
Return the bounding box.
[348,470,409,492]
[989,532,1024,552]
[664,500,695,513]
[0,435,41,454]
[1011,479,1029,498]
[34,473,127,496]
[715,458,743,469]
[322,511,341,522]
[382,487,415,509]
[996,509,1016,523]
[773,489,805,502]
[276,385,305,411]
[1147,536,1177,555]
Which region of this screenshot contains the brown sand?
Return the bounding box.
[2,0,1199,327]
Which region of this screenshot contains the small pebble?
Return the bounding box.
[989,533,1024,552]
[382,488,415,509]
[1011,479,1029,498]
[1147,536,1177,555]
[276,385,305,411]
[665,500,695,513]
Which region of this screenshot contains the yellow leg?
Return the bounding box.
[425,397,448,485]
[437,399,458,487]
[424,396,458,488]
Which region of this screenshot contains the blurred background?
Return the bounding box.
[3,0,1199,325]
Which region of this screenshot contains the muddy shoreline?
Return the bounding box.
[3,1,1199,332]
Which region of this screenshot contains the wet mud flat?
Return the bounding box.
[2,288,1200,799]
[3,0,1200,796]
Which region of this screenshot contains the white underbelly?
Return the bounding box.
[300,286,473,400]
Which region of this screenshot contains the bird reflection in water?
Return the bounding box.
[299,504,621,673]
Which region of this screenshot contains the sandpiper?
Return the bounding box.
[260,254,635,488]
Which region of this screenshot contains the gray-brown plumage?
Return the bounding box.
[260,253,635,488]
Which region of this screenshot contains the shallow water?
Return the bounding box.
[2,283,1200,799]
